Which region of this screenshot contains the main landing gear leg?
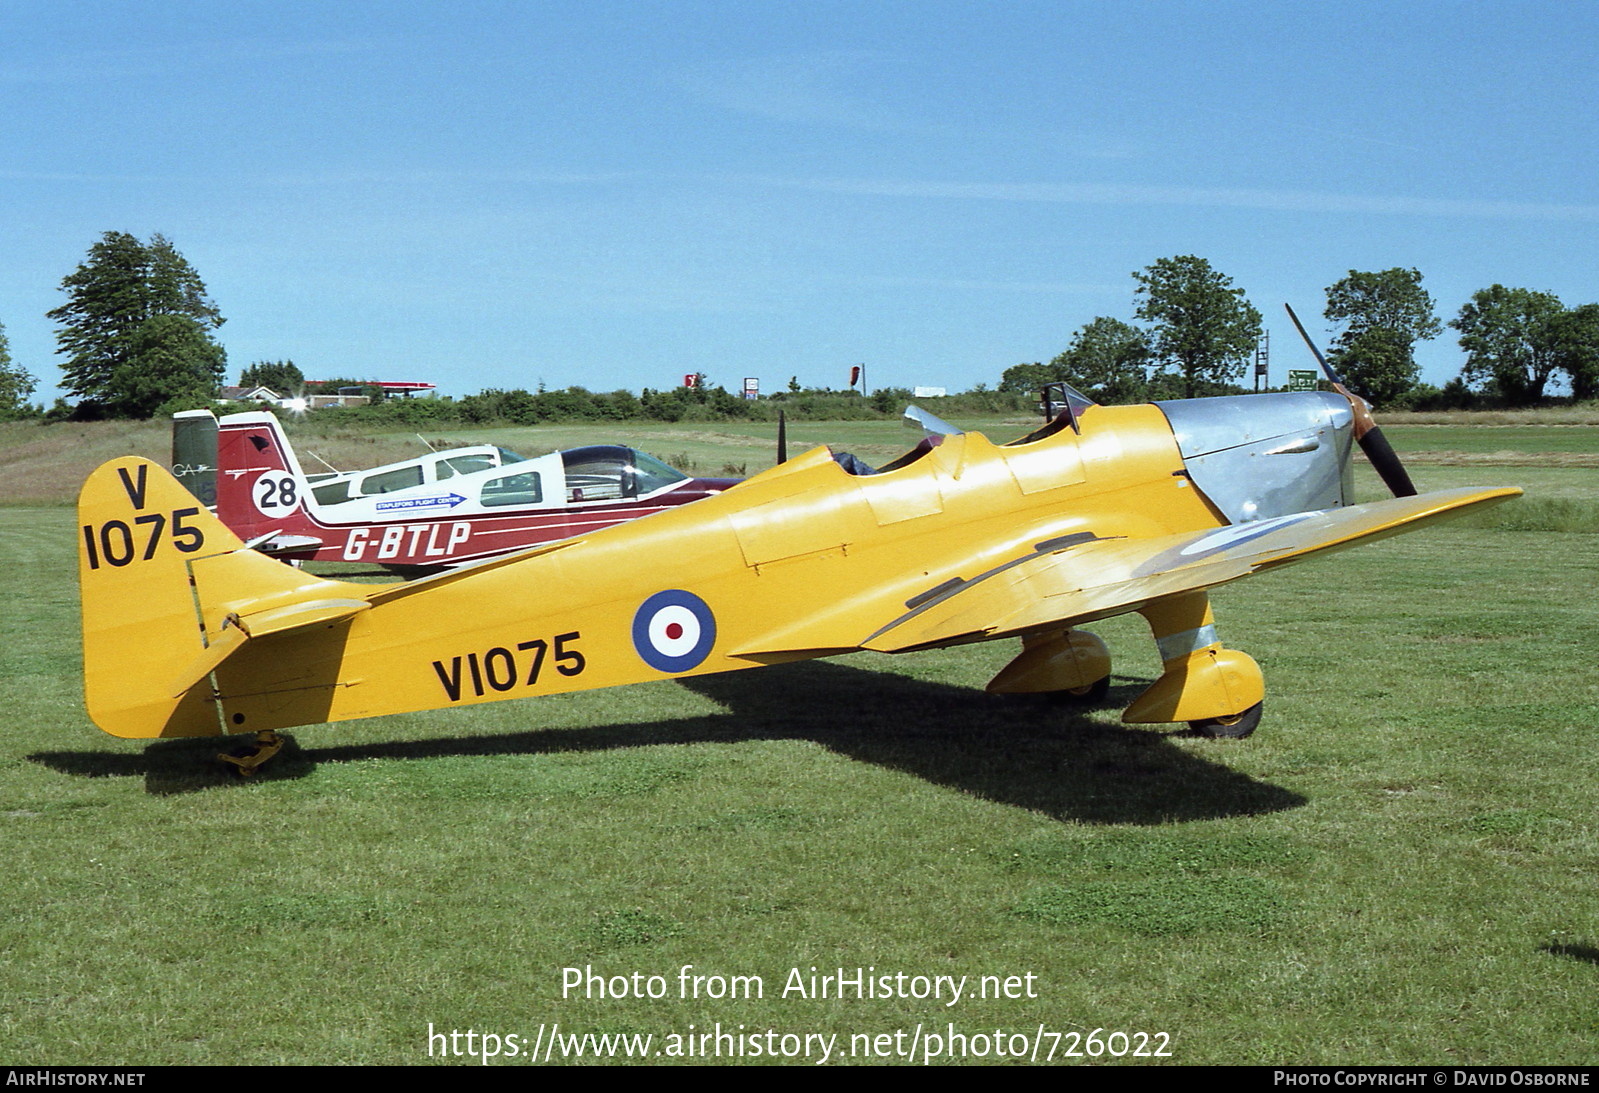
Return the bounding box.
[217,731,284,777]
[1122,591,1265,738]
[985,628,1112,703]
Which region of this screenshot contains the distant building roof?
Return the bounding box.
[220,385,283,401]
[217,386,369,409]
[306,381,437,396]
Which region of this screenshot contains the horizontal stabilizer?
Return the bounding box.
[164,626,248,700]
[229,598,371,638]
[256,533,325,556]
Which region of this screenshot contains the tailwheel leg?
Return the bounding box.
[217,730,284,777]
[1122,591,1265,736]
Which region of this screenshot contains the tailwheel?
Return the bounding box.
[217,731,285,777]
[1188,702,1263,740]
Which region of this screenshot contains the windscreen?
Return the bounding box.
[561,446,689,501]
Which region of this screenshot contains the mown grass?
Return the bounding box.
[1385,404,1599,426]
[0,415,1594,1065]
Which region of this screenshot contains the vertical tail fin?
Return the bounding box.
[215,411,318,542]
[169,409,218,507]
[78,457,345,739]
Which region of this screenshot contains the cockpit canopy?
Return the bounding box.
[560,446,689,502]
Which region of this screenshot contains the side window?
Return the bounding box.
[480,470,543,508]
[630,450,691,493]
[561,446,632,502]
[441,453,496,477]
[312,479,352,505]
[359,466,425,495]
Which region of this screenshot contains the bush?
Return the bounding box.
[1405,379,1480,411]
[267,379,1037,430]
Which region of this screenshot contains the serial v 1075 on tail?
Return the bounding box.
[204,410,738,568]
[79,384,1519,773]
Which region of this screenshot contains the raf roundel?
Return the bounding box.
[631,590,717,673]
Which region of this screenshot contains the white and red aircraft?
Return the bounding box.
[201,411,739,569]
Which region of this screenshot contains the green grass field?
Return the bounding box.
[1,413,1596,1065]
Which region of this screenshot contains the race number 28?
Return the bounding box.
[253,471,299,515]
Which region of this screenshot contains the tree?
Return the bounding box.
[1132,256,1262,398]
[1049,317,1151,403]
[112,315,229,417]
[145,235,223,330]
[998,361,1058,396]
[240,360,305,393]
[1329,327,1416,407]
[0,320,38,419]
[1550,303,1599,401]
[1323,268,1441,406]
[1449,285,1566,404]
[49,232,225,417]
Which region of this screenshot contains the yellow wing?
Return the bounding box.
[861,487,1521,653]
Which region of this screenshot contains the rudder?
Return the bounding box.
[215,411,314,542]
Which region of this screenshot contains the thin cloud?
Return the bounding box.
[748,175,1599,222]
[675,49,914,132]
[0,39,377,84]
[834,273,1122,295]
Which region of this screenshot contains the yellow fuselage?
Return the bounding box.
[206,405,1216,735]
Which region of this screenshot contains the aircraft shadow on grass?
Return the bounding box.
[35,659,1304,824]
[1541,941,1599,966]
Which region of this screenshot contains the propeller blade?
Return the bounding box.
[777,410,787,465]
[1284,303,1417,497]
[1347,423,1416,498]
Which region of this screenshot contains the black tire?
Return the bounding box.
[1189,701,1263,739]
[1052,675,1111,705]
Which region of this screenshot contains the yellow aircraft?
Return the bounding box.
[78,381,1518,774]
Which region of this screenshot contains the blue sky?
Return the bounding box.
[4,0,1597,402]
